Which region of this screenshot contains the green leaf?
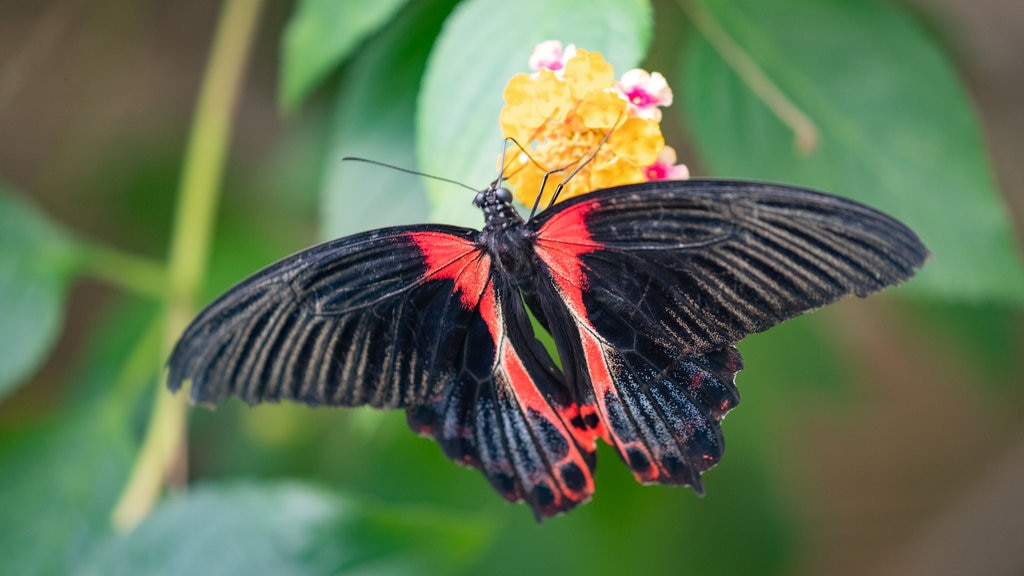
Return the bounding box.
[0,285,161,575]
[79,481,492,576]
[681,0,1024,303]
[280,0,412,110]
[904,300,1023,398]
[463,435,794,575]
[416,0,654,227]
[0,186,83,401]
[738,311,854,400]
[0,408,135,576]
[320,0,460,240]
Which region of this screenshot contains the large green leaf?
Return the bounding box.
[681,0,1024,303]
[280,0,412,110]
[320,0,460,240]
[79,482,492,576]
[0,409,135,576]
[0,186,83,401]
[0,288,160,575]
[416,0,654,227]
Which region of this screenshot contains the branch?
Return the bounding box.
[111,0,265,532]
[679,0,819,154]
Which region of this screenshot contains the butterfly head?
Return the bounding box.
[475,180,521,227]
[474,180,514,208]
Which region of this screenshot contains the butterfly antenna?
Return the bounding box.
[341,156,478,193]
[499,137,560,181]
[494,138,517,183]
[499,112,561,174]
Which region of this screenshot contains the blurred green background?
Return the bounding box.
[1,0,1022,574]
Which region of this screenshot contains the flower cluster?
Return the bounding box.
[499,41,688,207]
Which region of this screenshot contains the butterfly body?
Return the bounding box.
[468,184,536,287]
[169,178,927,519]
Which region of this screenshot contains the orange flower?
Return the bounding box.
[499,41,687,208]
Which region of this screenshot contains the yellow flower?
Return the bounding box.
[499,42,684,208]
[499,70,572,142]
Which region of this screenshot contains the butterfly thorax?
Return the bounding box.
[475,182,535,285]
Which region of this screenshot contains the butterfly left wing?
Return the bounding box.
[168,220,595,518]
[526,179,927,488]
[168,225,493,409]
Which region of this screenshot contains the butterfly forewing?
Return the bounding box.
[531,180,929,356]
[168,225,487,409]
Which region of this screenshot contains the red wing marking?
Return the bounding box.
[412,229,594,511]
[410,230,501,358]
[556,402,603,450]
[535,200,600,253]
[578,328,658,483]
[534,202,601,313]
[520,205,611,453]
[534,201,661,483]
[410,232,491,310]
[498,342,595,505]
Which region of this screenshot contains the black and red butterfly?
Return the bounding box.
[168,176,927,519]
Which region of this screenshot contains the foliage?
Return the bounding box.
[0,0,1021,575]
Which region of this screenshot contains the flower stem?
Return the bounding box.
[111,0,264,532]
[678,0,819,154]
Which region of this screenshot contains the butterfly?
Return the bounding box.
[168,176,927,519]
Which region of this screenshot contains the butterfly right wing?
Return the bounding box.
[526,179,927,490]
[530,179,928,356]
[527,273,743,492]
[168,224,491,410]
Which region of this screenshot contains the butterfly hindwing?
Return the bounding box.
[168,225,489,409]
[528,179,926,487]
[528,265,743,488]
[577,337,743,489]
[408,273,597,518]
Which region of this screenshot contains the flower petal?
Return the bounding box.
[618,69,673,120]
[608,117,664,165]
[645,146,690,180]
[576,90,628,130]
[529,40,566,71]
[592,159,645,190]
[500,70,572,141]
[564,49,615,101]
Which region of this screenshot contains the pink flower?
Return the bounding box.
[617,69,673,121]
[528,40,577,76]
[645,146,690,181]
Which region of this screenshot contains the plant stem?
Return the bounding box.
[678,0,819,154]
[111,0,264,532]
[104,314,165,419]
[81,241,169,299]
